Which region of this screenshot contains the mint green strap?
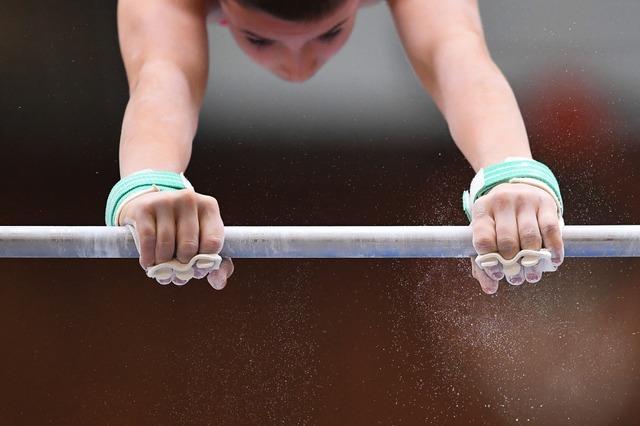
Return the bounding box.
[105,170,192,226]
[462,158,563,222]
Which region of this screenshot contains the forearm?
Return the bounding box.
[117,0,209,178]
[119,61,201,177]
[431,35,531,171]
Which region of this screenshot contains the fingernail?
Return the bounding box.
[172,277,188,286]
[526,273,541,283]
[156,277,171,285]
[193,267,209,279]
[507,275,525,286]
[212,278,226,290]
[493,272,504,280]
[207,271,226,290]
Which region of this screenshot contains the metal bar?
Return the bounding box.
[0,226,639,259]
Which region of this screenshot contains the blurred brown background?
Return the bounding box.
[2,1,640,425]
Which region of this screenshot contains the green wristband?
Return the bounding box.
[105,169,193,226]
[462,157,563,222]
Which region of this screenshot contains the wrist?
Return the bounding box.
[105,170,194,226]
[462,158,563,222]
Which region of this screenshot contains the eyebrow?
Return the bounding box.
[241,18,348,41]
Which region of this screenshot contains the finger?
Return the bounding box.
[123,214,156,269]
[493,201,520,260]
[517,206,542,251]
[175,192,200,263]
[538,203,564,266]
[475,255,505,280]
[484,263,504,281]
[505,266,525,286]
[471,257,499,294]
[198,196,225,255]
[156,277,172,285]
[193,267,209,279]
[207,257,234,290]
[471,206,497,255]
[221,257,235,277]
[154,201,176,264]
[172,276,189,286]
[524,263,542,283]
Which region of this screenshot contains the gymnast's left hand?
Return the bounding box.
[469,183,564,294]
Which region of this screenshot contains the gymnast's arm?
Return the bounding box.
[115,0,233,289]
[387,0,531,171]
[117,0,209,176]
[388,0,564,293]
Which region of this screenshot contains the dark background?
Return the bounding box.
[2,1,640,425]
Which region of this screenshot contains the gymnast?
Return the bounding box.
[106,0,565,293]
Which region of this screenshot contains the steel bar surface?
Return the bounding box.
[0,225,639,259]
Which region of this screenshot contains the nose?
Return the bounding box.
[279,48,318,82]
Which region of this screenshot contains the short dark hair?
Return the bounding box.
[235,0,347,22]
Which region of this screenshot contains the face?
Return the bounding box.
[220,0,360,82]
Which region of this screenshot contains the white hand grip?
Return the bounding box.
[145,254,222,280]
[125,224,222,285]
[475,249,556,275]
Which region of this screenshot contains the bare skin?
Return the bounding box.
[116,0,563,293]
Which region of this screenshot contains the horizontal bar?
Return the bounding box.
[0,226,639,259]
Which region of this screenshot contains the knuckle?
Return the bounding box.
[473,236,495,253]
[178,190,198,205]
[537,192,551,206]
[140,258,154,269]
[177,239,199,253]
[137,227,156,244]
[520,228,541,243]
[491,190,510,202]
[201,195,220,211]
[156,237,174,247]
[135,198,155,212]
[152,196,172,210]
[497,236,518,252]
[177,240,199,262]
[540,193,557,208]
[541,222,560,236]
[203,236,224,253]
[490,191,512,209]
[471,202,489,219]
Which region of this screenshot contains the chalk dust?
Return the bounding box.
[386,257,640,425]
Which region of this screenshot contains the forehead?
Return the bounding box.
[221,0,359,38]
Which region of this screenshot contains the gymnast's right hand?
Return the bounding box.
[118,189,234,289]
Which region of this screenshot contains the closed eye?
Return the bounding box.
[318,27,343,43]
[246,36,274,48]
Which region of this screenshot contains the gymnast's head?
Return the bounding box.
[220,0,359,82]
